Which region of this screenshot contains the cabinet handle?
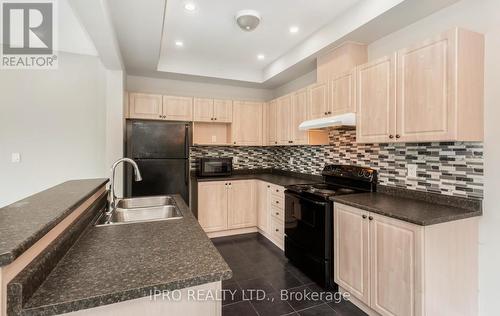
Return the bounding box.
[395,134,401,139]
[368,216,373,221]
[275,229,279,232]
[275,141,278,144]
[159,115,162,118]
[328,111,332,114]
[233,141,236,145]
[276,189,279,192]
[324,112,328,115]
[214,118,217,121]
[267,185,270,188]
[276,212,280,215]
[389,135,394,139]
[362,215,367,219]
[275,201,279,204]
[163,115,166,118]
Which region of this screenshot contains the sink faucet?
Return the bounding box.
[108,158,142,214]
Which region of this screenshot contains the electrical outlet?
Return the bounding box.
[211,135,217,143]
[407,164,418,178]
[289,157,294,165]
[11,153,21,163]
[233,157,239,164]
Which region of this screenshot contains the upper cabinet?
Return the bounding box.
[232,101,263,146]
[308,82,330,119]
[163,96,194,121]
[267,100,278,146]
[291,88,309,144]
[194,98,233,122]
[276,95,292,145]
[356,55,396,144]
[128,93,163,120]
[317,42,367,83]
[357,28,484,143]
[330,70,356,115]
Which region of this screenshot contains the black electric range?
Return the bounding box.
[284,165,377,289]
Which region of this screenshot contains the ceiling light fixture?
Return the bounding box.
[235,10,261,32]
[289,26,299,34]
[184,2,196,12]
[257,54,265,60]
[175,41,184,47]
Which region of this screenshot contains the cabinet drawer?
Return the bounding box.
[270,195,284,209]
[269,184,285,196]
[270,217,284,242]
[270,205,284,221]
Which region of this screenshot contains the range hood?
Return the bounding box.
[299,113,356,130]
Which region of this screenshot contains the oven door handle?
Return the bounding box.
[285,191,328,206]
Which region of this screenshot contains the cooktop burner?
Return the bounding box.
[286,183,356,199]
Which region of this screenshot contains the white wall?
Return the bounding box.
[0,52,107,207]
[272,69,317,99]
[127,75,273,102]
[365,0,500,314]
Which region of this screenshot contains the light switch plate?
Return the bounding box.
[407,164,418,178]
[11,152,21,163]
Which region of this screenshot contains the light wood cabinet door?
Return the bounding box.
[197,182,228,233]
[356,55,396,143]
[227,180,257,229]
[214,99,233,122]
[330,70,355,115]
[257,181,269,233]
[370,213,422,316]
[232,101,263,146]
[193,98,214,122]
[308,82,329,119]
[292,89,309,145]
[163,96,193,121]
[277,95,292,145]
[267,100,278,145]
[129,93,163,120]
[334,204,370,305]
[396,30,455,142]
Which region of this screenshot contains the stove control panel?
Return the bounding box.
[322,165,377,182]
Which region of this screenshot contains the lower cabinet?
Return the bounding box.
[198,180,285,249]
[334,203,479,316]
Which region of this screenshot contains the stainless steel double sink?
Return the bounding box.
[96,196,183,226]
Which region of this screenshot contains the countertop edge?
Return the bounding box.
[0,178,109,267]
[332,196,483,226]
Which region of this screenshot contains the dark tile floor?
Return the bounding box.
[212,233,367,316]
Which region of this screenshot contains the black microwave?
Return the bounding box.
[197,157,233,177]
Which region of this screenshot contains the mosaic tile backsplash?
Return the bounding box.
[190,129,484,199]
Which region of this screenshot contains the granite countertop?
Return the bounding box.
[332,192,482,226]
[195,169,321,187]
[0,178,108,266]
[21,195,232,315]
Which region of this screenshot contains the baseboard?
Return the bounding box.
[206,227,258,238]
[257,228,284,250]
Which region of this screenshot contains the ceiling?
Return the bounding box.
[157,0,362,83]
[107,0,460,88]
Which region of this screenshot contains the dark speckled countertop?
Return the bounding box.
[332,191,482,226]
[194,169,321,186]
[21,195,232,315]
[0,179,108,266]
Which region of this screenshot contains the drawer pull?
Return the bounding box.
[275,229,279,232]
[275,201,279,204]
[276,189,279,192]
[275,212,279,215]
[369,216,373,221]
[362,215,367,219]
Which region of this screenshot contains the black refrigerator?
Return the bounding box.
[124,120,191,204]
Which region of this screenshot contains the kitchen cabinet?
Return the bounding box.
[232,101,263,146]
[266,100,278,145]
[257,181,269,232]
[356,28,484,144]
[291,88,309,144]
[276,95,292,145]
[317,42,367,83]
[197,182,228,233]
[198,180,256,232]
[356,55,396,143]
[228,180,257,229]
[334,203,479,316]
[213,99,233,123]
[128,93,163,119]
[162,95,193,121]
[194,98,232,123]
[308,82,329,119]
[330,70,355,115]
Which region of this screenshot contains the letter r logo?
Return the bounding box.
[2,2,53,54]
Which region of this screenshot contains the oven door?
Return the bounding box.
[284,191,331,260]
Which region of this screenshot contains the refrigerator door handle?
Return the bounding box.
[185,124,190,184]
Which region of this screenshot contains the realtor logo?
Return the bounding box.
[1,0,57,69]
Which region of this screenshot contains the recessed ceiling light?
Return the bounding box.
[184,2,196,12]
[175,41,184,47]
[257,54,265,60]
[289,26,299,34]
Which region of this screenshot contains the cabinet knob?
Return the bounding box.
[275,141,278,144]
[389,135,394,139]
[362,215,367,219]
[276,189,279,192]
[233,142,236,144]
[324,112,328,115]
[328,111,332,114]
[267,185,270,188]
[275,229,279,232]
[159,115,162,118]
[214,118,217,120]
[275,201,279,204]
[276,212,280,215]
[395,134,401,139]
[369,216,373,221]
